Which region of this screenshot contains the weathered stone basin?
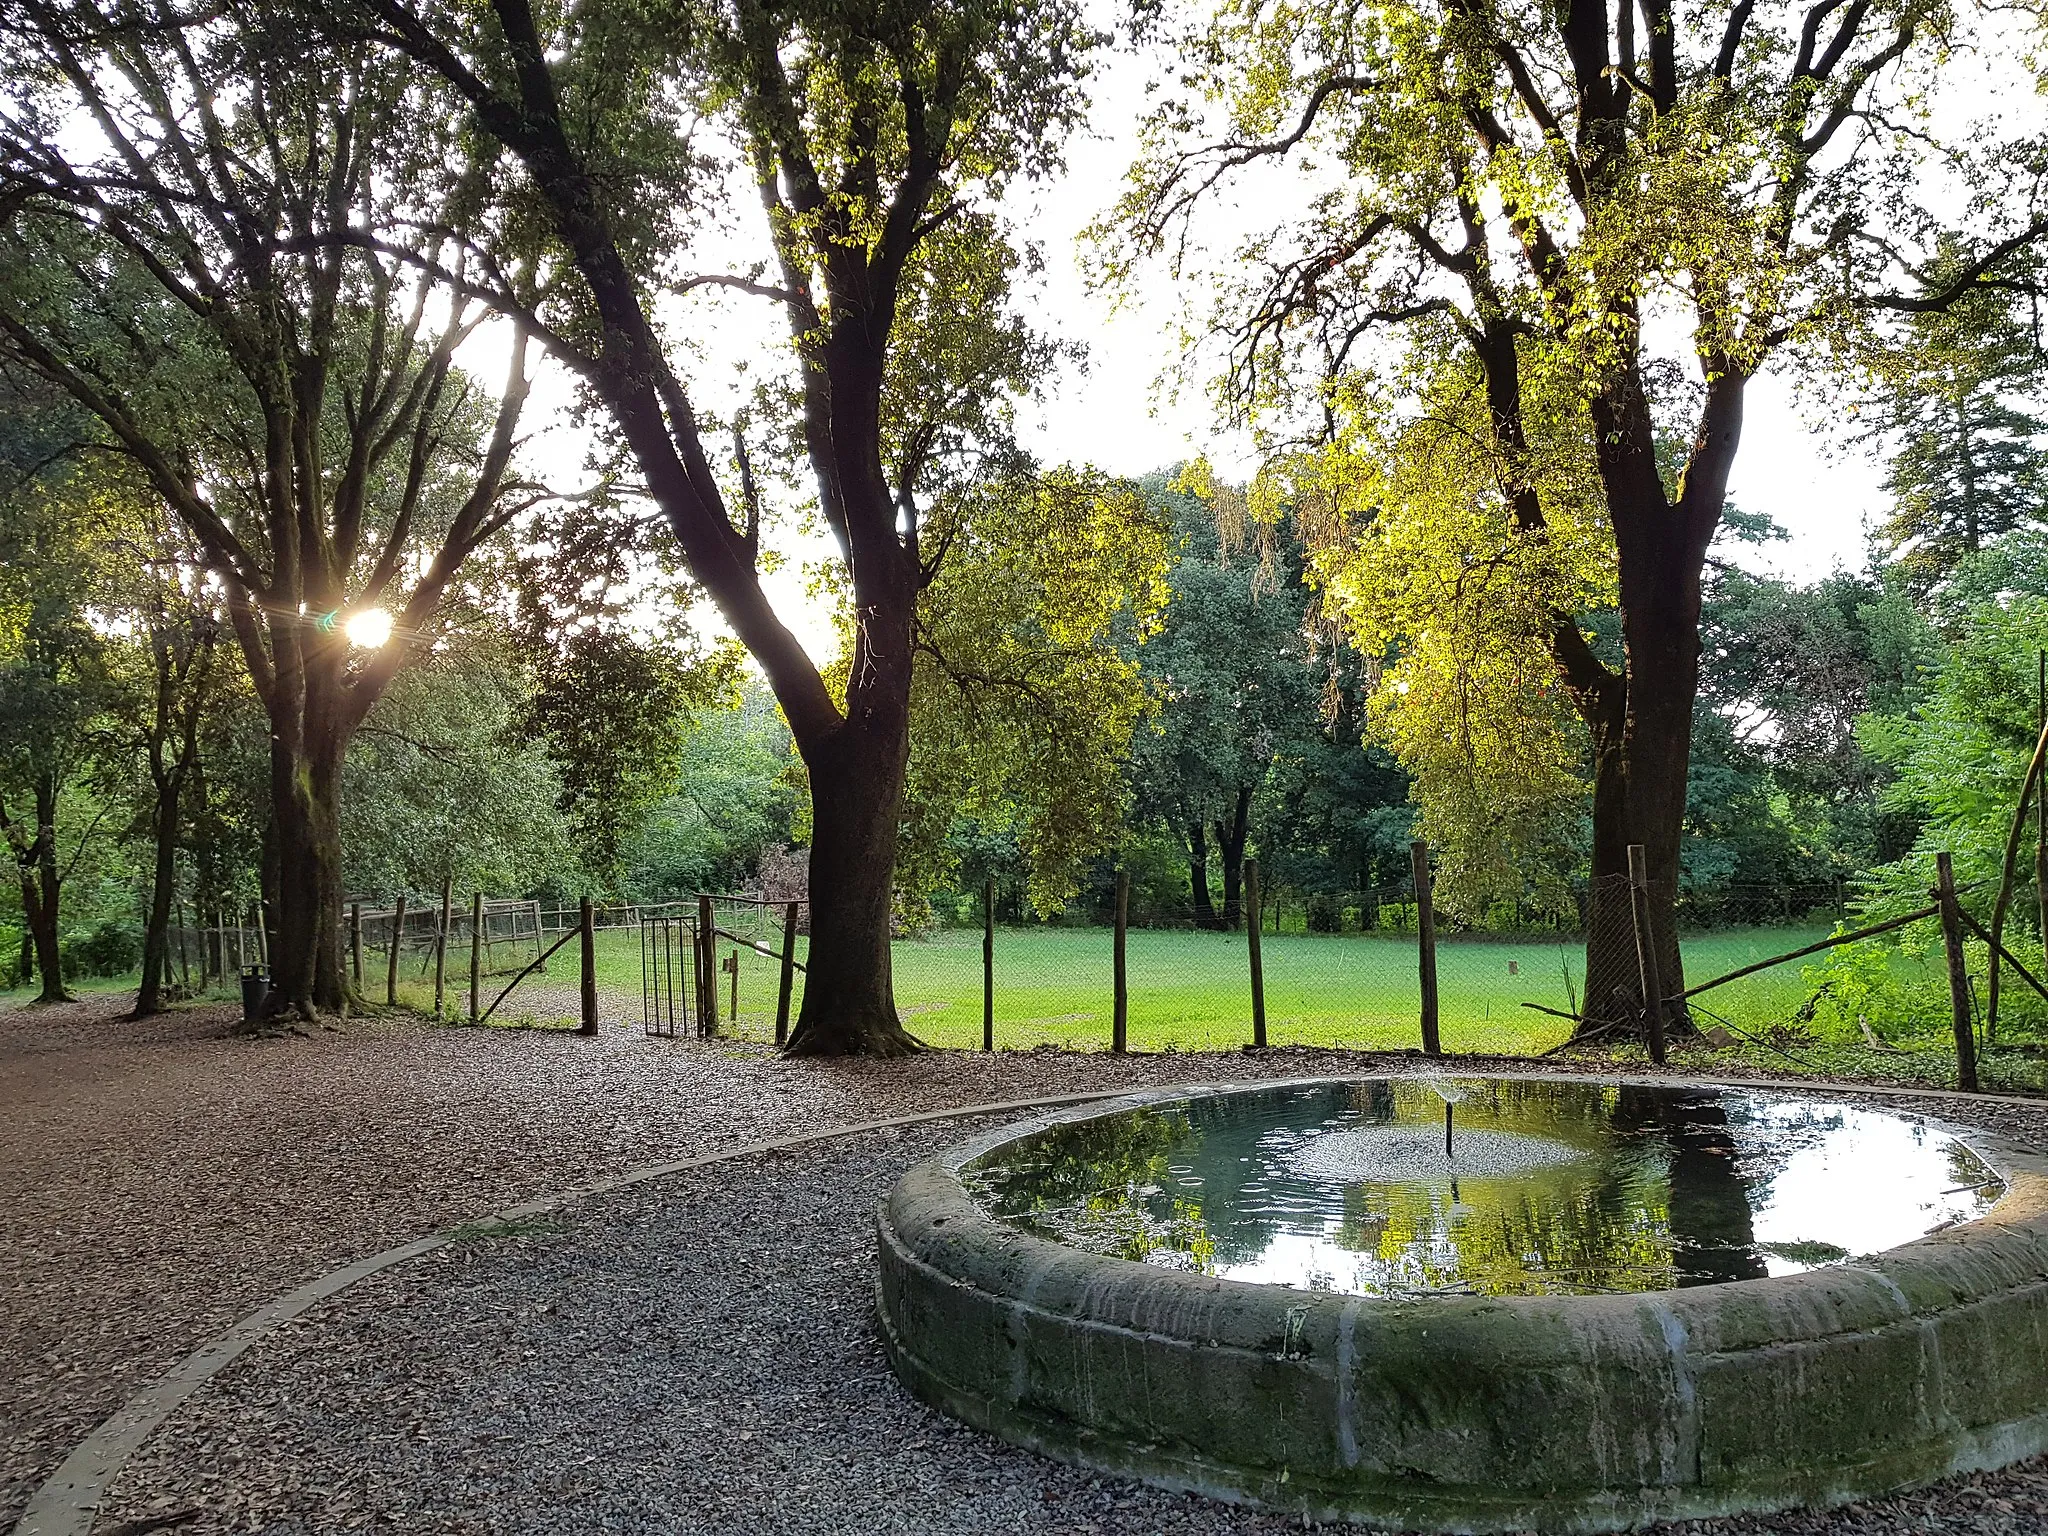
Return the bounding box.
[874,1077,2048,1532]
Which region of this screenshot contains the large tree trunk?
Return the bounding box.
[783,625,922,1056]
[135,774,181,1017]
[1187,819,1218,928]
[1216,783,1253,930]
[263,731,349,1019]
[1576,490,1718,1036]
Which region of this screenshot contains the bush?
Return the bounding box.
[62,920,142,979]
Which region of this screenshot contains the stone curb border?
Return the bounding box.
[15,1065,2046,1536]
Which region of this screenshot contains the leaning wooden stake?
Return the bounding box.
[577,897,598,1035]
[1985,707,2048,1038]
[1627,844,1668,1066]
[349,902,363,989]
[434,875,453,1016]
[385,893,406,1007]
[468,891,483,1023]
[2037,650,2046,988]
[1936,851,1980,1091]
[776,901,800,1047]
[1411,840,1441,1056]
[982,879,996,1052]
[1112,870,1129,1054]
[1246,857,1266,1049]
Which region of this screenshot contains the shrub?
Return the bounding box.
[62,921,142,979]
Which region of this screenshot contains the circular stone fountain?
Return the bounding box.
[874,1077,2048,1532]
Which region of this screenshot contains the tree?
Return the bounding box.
[0,8,535,1017]
[897,464,1170,921]
[113,517,223,1016]
[1129,470,1320,928]
[345,0,1098,1053]
[0,375,115,1000]
[627,680,804,899]
[1866,280,2048,603]
[1692,523,1931,888]
[1116,0,2048,1028]
[524,629,741,891]
[342,629,578,899]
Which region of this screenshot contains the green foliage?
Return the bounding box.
[1127,469,1326,894]
[1688,530,1935,887]
[1260,358,1612,921]
[1856,586,2048,911]
[899,465,1171,917]
[1863,276,2048,605]
[627,682,803,897]
[523,628,742,891]
[62,919,141,979]
[343,632,579,897]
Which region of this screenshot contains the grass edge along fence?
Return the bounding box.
[159,846,2015,1091]
[920,841,2010,1088]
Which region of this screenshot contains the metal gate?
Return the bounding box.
[640,896,806,1043]
[640,905,702,1038]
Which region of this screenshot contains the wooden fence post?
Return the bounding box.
[1112,870,1129,1054]
[1936,851,1980,1091]
[776,901,800,1047]
[1627,844,1668,1066]
[1246,857,1266,1049]
[253,900,268,969]
[698,892,717,1037]
[386,893,406,1006]
[982,878,996,1052]
[1412,841,1441,1056]
[434,875,453,1016]
[579,896,598,1036]
[349,902,362,989]
[468,891,483,1022]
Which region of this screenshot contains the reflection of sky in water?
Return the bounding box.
[965,1082,2006,1299]
[1728,1100,1992,1274]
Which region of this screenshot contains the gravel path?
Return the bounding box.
[0,994,1477,1529]
[91,1108,2048,1536]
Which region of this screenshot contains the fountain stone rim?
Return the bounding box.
[875,1073,2048,1534]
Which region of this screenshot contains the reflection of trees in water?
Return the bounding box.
[1715,1098,1849,1213]
[1612,1089,1769,1285]
[1945,1140,2000,1194]
[1336,1154,1679,1296]
[966,1081,1798,1296]
[966,1106,1218,1268]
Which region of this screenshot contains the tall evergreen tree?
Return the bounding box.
[1869,283,2047,601]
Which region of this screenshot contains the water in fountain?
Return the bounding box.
[962,1079,2004,1298]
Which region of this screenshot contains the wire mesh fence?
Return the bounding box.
[155,845,2048,1093]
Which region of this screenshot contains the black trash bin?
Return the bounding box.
[240,965,269,1023]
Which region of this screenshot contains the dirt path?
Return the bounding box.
[0,995,1381,1530]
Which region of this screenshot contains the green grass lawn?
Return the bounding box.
[15,918,1991,1084]
[590,921,1848,1055]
